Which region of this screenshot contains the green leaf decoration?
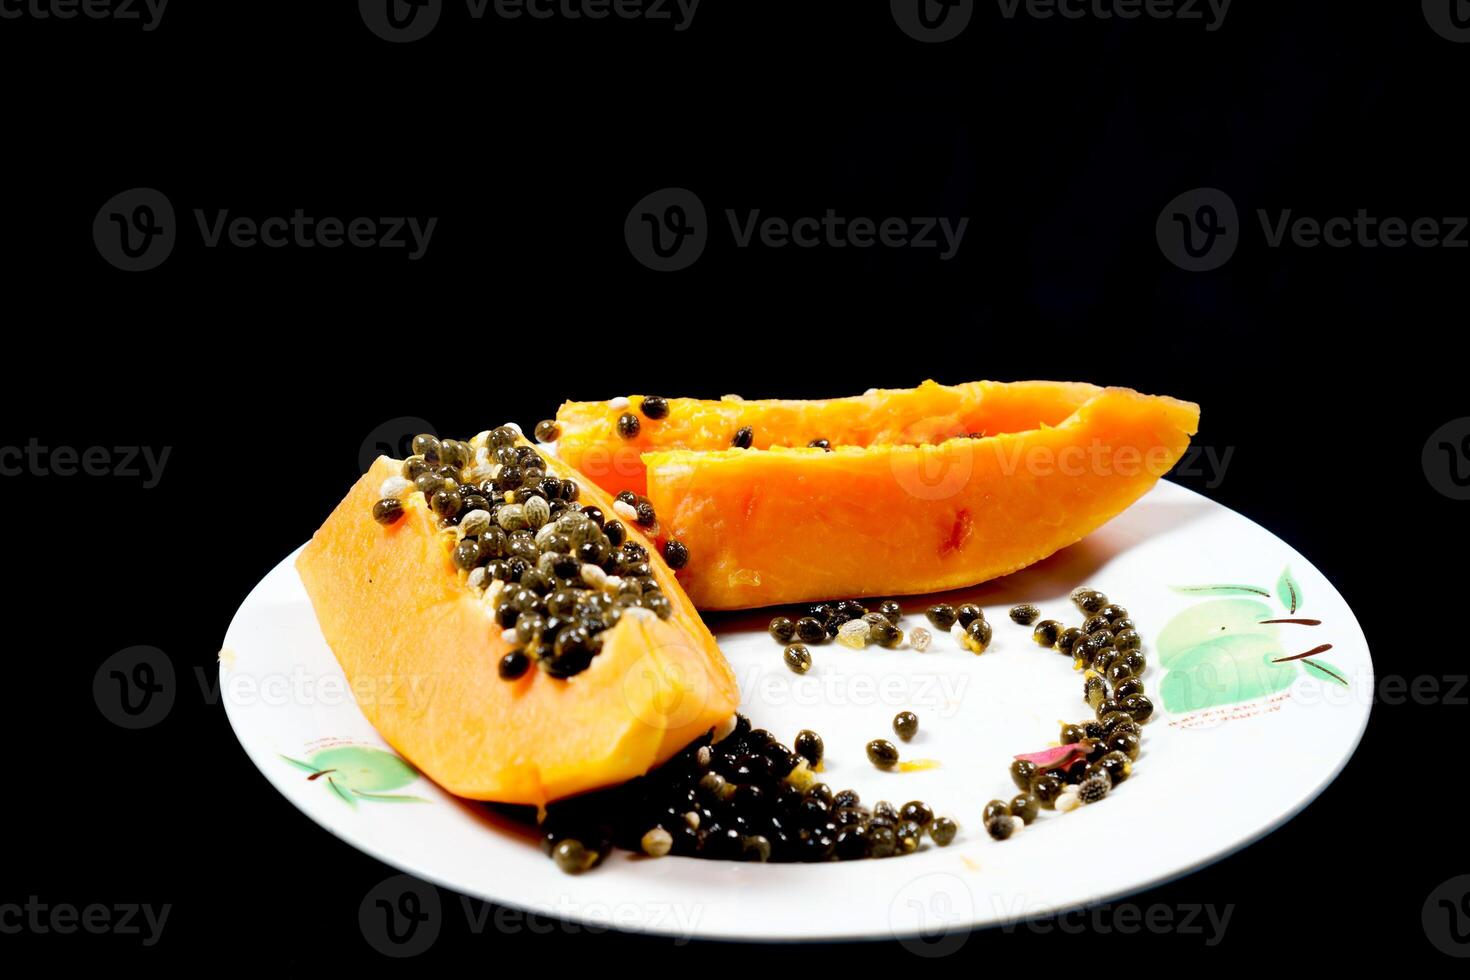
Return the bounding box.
[1301,658,1347,687]
[280,755,320,774]
[326,778,358,808]
[1170,584,1271,598]
[352,792,429,803]
[1276,567,1302,613]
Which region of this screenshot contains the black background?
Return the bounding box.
[2,0,1466,965]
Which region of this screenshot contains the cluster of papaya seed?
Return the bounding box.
[985,587,1154,840]
[369,427,688,680]
[769,599,936,674]
[537,714,957,872]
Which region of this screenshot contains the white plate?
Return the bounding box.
[221,480,1370,943]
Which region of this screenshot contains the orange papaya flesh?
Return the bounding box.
[556,381,1200,610]
[555,380,1106,499]
[295,449,739,806]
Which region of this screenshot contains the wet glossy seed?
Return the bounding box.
[925,604,958,631]
[552,839,596,874]
[531,420,559,444]
[1106,662,1135,685]
[731,426,754,449]
[1100,710,1133,735]
[1113,628,1142,652]
[662,539,690,570]
[1121,693,1154,724]
[1010,793,1039,824]
[1060,722,1087,745]
[1010,759,1038,791]
[603,520,626,547]
[431,488,463,519]
[412,433,442,463]
[635,501,657,527]
[929,817,958,846]
[876,600,903,625]
[1107,730,1142,761]
[1095,751,1132,786]
[1113,677,1145,700]
[768,617,797,643]
[986,816,1015,841]
[1009,604,1041,626]
[956,604,985,629]
[616,413,641,439]
[1032,619,1062,647]
[794,730,824,767]
[783,644,812,674]
[966,619,992,652]
[1093,648,1120,674]
[884,801,925,830]
[1032,774,1064,809]
[403,455,430,480]
[640,396,669,420]
[808,438,831,451]
[372,498,405,525]
[795,617,826,643]
[982,799,1011,823]
[869,620,904,649]
[1099,604,1129,623]
[867,739,899,769]
[1119,652,1146,676]
[893,711,919,741]
[1071,588,1107,613]
[865,826,898,859]
[740,835,773,862]
[1111,618,1136,634]
[452,539,481,570]
[1058,627,1084,656]
[1110,718,1142,740]
[498,650,531,681]
[1082,614,1110,635]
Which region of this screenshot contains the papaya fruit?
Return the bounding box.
[295,430,739,806]
[553,381,1200,609]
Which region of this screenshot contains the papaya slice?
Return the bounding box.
[295,443,739,806]
[554,381,1200,610]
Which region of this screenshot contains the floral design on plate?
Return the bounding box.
[281,745,427,807]
[1159,566,1345,713]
